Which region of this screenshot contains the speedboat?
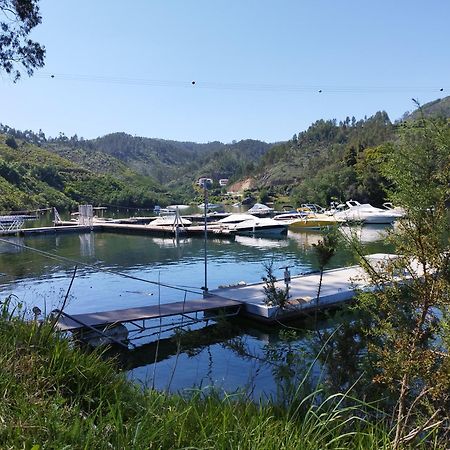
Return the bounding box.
[274,211,342,229]
[166,204,191,211]
[275,203,343,229]
[218,213,257,225]
[246,203,274,215]
[333,200,404,224]
[149,216,192,227]
[227,217,288,236]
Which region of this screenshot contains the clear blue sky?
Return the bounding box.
[2,0,449,143]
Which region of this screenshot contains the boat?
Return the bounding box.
[297,203,326,214]
[332,200,404,224]
[217,213,257,225]
[228,217,288,236]
[167,204,191,211]
[153,205,176,216]
[246,203,274,215]
[149,216,192,227]
[274,204,343,229]
[273,211,307,223]
[296,214,344,229]
[216,213,287,236]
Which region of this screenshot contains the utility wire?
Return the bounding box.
[0,237,204,296]
[36,72,447,94]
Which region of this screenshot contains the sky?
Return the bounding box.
[1,0,449,143]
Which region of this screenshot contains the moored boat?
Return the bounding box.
[332,200,404,224]
[228,217,288,236]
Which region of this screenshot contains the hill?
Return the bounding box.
[249,111,394,206]
[403,96,450,121]
[241,96,450,207]
[43,133,273,186]
[1,95,448,211]
[0,133,170,212]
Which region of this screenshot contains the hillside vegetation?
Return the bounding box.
[253,111,394,206]
[0,134,170,212]
[1,96,448,212]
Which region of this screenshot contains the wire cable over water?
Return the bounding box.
[0,237,204,296]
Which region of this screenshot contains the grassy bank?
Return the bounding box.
[0,300,421,449]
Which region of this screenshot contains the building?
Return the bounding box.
[218,178,229,187]
[197,177,213,188]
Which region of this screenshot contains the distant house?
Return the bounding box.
[218,178,229,187]
[197,177,213,188]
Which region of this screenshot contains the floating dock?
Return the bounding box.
[0,222,235,239]
[54,254,392,346]
[211,264,370,321]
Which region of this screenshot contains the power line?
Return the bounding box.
[0,237,204,296]
[36,72,447,94]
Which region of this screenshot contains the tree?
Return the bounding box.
[5,135,17,149]
[0,0,45,81]
[357,116,450,448]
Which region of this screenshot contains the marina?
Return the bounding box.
[0,214,393,395]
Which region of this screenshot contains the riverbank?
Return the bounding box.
[0,300,402,449]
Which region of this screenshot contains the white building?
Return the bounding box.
[197,177,213,188]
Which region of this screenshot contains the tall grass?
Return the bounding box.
[0,296,432,449]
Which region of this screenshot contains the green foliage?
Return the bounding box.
[257,112,395,206]
[354,117,450,447]
[5,136,17,149]
[0,297,400,449]
[0,0,45,81]
[262,260,289,308]
[0,134,171,211]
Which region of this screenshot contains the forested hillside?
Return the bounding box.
[0,134,170,212]
[252,111,394,206]
[248,96,450,207]
[1,96,448,212]
[45,132,273,186]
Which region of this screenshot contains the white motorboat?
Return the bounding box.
[218,213,257,225]
[228,217,288,236]
[167,204,191,211]
[247,203,274,215]
[216,213,287,236]
[333,200,404,224]
[149,216,192,227]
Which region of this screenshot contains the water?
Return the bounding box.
[0,223,391,399]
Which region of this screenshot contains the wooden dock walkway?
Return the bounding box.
[56,296,242,332]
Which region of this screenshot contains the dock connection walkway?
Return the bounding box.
[55,254,391,347]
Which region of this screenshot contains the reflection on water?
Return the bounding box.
[234,235,289,249]
[0,236,25,254]
[0,224,392,398]
[79,233,95,257]
[288,229,324,248]
[339,224,392,244]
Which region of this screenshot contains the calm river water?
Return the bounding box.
[0,220,391,399]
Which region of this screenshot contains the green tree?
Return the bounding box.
[5,135,17,149]
[0,0,45,80]
[357,116,450,448]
